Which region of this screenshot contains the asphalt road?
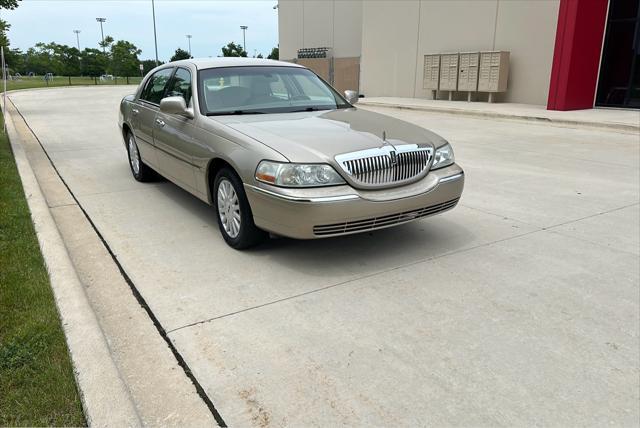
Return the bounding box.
[9,87,639,426]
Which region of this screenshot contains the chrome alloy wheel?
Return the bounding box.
[217,178,241,238]
[128,134,140,175]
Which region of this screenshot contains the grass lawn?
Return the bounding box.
[0,116,86,426]
[5,75,142,91]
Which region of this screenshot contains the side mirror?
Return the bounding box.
[160,96,194,118]
[344,90,359,105]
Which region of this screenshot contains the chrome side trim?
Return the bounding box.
[245,170,463,204]
[438,171,464,184]
[245,184,361,203]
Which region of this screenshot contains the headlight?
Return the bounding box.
[255,161,346,187]
[431,143,455,169]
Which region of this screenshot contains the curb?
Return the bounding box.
[3,102,142,427]
[358,99,640,133]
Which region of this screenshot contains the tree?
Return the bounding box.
[109,40,141,76]
[0,19,9,48]
[19,42,81,76]
[0,0,20,9]
[5,47,24,73]
[0,0,19,71]
[256,53,263,59]
[25,42,56,74]
[170,48,191,62]
[267,46,279,60]
[99,35,114,52]
[80,48,108,77]
[221,42,246,57]
[52,43,81,76]
[140,59,163,75]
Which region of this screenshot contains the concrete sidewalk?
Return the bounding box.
[358,97,640,133]
[4,92,217,427]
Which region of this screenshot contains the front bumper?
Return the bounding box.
[245,164,464,239]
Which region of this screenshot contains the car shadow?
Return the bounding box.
[154,181,477,279]
[256,217,476,277]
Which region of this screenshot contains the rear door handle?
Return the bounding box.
[155,118,165,127]
[131,108,139,115]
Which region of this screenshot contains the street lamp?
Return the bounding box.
[95,18,106,52]
[151,0,159,66]
[240,25,248,56]
[186,34,192,57]
[73,30,81,50]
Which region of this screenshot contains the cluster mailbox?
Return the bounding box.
[458,52,480,92]
[423,50,509,101]
[439,53,459,94]
[422,54,440,92]
[478,51,510,98]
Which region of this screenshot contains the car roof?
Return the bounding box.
[168,57,304,70]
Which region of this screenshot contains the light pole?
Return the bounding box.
[151,0,159,66]
[186,34,192,57]
[240,25,248,56]
[96,18,106,52]
[73,30,81,50]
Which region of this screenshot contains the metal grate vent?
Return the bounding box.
[335,144,433,188]
[313,198,459,236]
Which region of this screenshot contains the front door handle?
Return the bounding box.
[155,118,165,127]
[131,108,139,115]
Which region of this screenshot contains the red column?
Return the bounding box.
[547,0,609,111]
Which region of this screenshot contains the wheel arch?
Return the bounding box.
[205,157,242,204]
[121,122,133,147]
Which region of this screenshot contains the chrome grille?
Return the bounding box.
[335,144,433,188]
[313,198,459,236]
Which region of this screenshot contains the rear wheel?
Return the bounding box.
[214,168,267,249]
[126,131,155,182]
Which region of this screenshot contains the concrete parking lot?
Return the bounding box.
[9,87,639,426]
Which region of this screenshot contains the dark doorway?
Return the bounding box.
[596,0,640,108]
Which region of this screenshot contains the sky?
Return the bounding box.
[1,0,279,61]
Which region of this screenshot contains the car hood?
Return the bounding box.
[210,107,448,163]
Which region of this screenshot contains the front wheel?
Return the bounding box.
[126,131,155,182]
[214,168,267,249]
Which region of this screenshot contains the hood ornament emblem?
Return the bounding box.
[382,130,398,165]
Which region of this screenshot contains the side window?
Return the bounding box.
[165,68,192,106]
[140,68,174,105]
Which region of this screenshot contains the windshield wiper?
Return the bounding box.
[207,110,265,116]
[291,107,332,112]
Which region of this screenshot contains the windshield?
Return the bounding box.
[198,66,351,115]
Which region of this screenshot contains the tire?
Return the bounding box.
[126,131,156,182]
[214,167,267,249]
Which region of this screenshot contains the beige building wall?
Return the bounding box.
[333,0,363,58]
[279,0,560,105]
[361,0,560,105]
[493,0,560,104]
[278,1,304,61]
[411,0,498,99]
[277,0,363,61]
[360,1,420,98]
